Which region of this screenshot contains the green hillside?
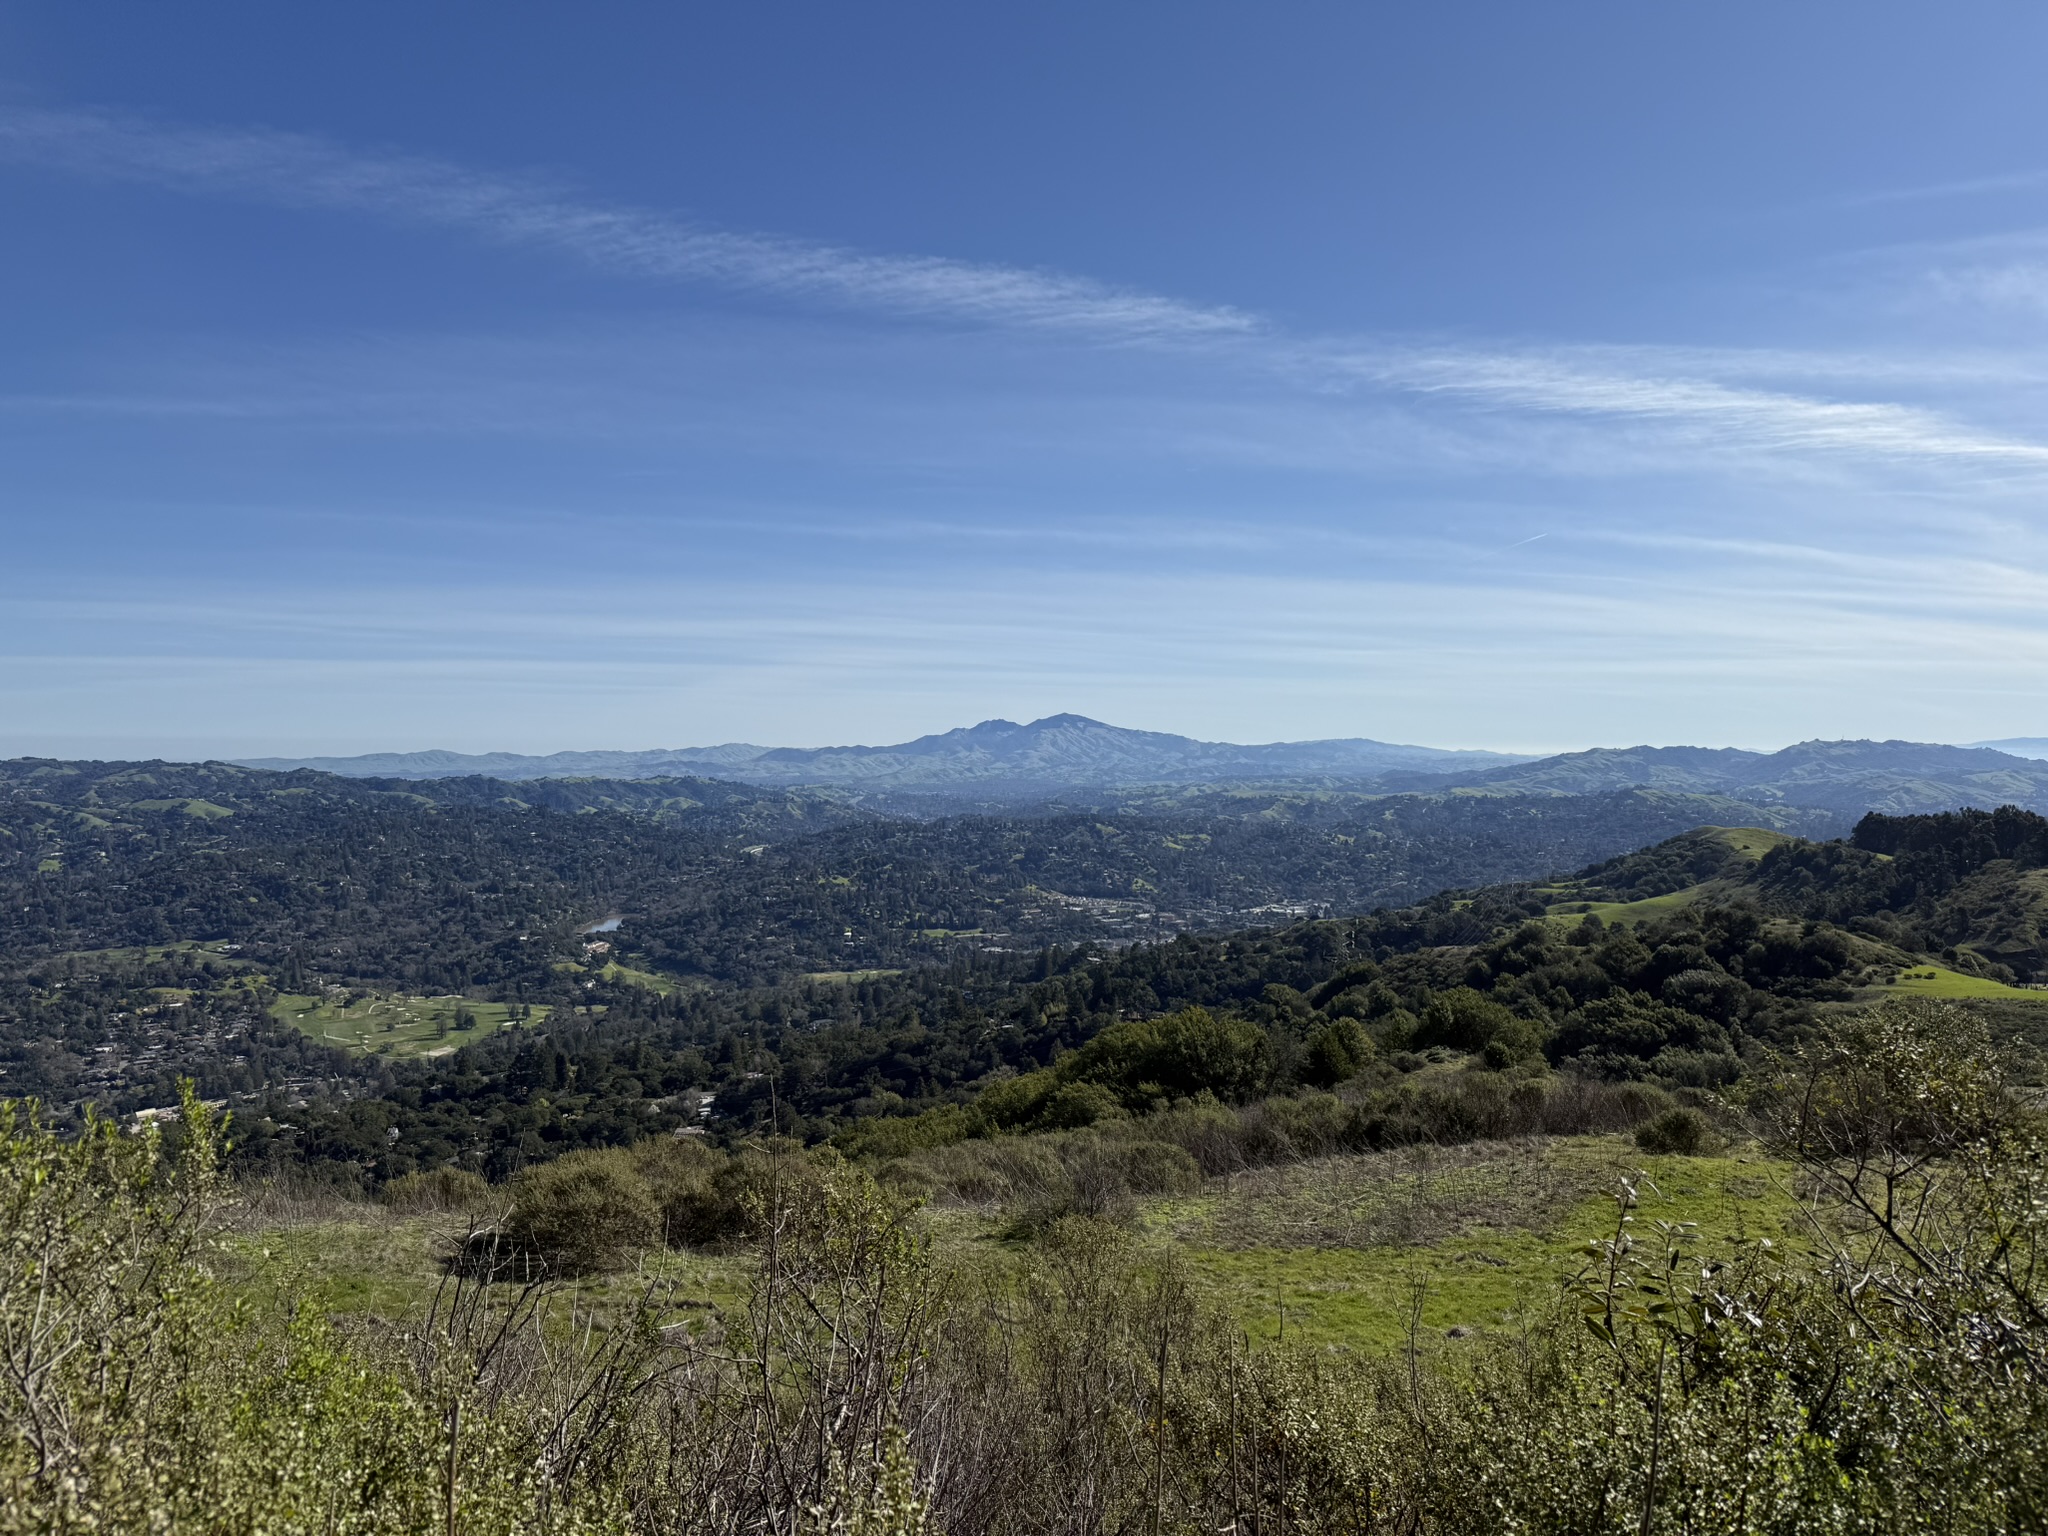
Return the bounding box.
[1885,963,2045,1001]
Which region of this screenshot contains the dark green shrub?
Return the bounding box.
[1303,1017,1373,1087]
[1550,991,1717,1072]
[1059,1006,1270,1109]
[832,1104,978,1159]
[506,1148,660,1273]
[1039,1081,1126,1129]
[694,1146,845,1248]
[1375,1009,1421,1052]
[1634,1106,1710,1155]
[666,1148,794,1247]
[629,1135,728,1243]
[1323,986,1375,1020]
[977,1069,1057,1129]
[1413,987,1529,1054]
[1308,960,1383,1007]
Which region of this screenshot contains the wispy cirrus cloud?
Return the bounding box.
[0,106,1253,341]
[8,104,2048,480]
[1331,347,2048,467]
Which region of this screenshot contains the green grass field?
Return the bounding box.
[270,993,549,1058]
[125,797,235,819]
[1698,826,1794,860]
[225,1132,1798,1364]
[1551,889,1706,927]
[1884,963,2048,1001]
[1542,826,1795,929]
[594,960,699,996]
[224,1202,751,1331]
[1147,1137,1802,1351]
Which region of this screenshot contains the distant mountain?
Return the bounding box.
[1971,738,2048,760]
[228,723,2048,815]
[235,715,1535,792]
[1383,738,2048,815]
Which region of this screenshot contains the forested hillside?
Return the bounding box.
[3,760,1837,989]
[10,752,2048,1194]
[5,759,1830,988]
[225,808,2048,1185]
[10,776,2048,1533]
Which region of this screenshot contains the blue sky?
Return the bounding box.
[4,1,2048,757]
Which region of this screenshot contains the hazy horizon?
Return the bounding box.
[5,712,2046,767]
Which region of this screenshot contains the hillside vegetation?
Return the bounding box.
[8,756,2048,1529]
[4,1003,2046,1532]
[204,805,2048,1186]
[2,755,1837,1119]
[10,748,2048,1184]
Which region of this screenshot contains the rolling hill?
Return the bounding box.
[1379,738,2048,814]
[235,715,1533,790]
[237,719,2048,816]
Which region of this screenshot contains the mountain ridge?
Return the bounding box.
[226,720,2048,814]
[1375,738,2048,815]
[233,714,1535,789]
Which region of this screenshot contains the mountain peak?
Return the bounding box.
[231,715,1533,788]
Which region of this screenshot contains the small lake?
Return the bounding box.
[580,916,623,934]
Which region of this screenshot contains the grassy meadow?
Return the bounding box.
[268,992,548,1058]
[17,1003,2046,1532]
[224,1191,752,1326]
[1540,825,1796,927]
[1550,889,1704,926]
[1152,1137,1796,1349]
[1884,962,2048,1000]
[225,1130,1792,1363]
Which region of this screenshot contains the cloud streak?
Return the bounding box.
[1334,346,2048,468]
[0,106,1253,341]
[7,104,2048,482]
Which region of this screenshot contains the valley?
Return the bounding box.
[9,742,2048,1532]
[17,7,2048,1521]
